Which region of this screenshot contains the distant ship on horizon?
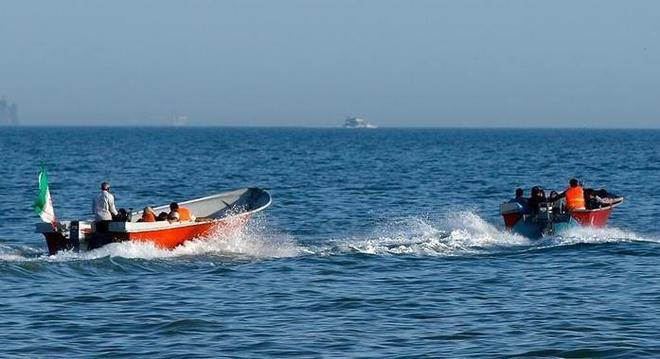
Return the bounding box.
[343,117,377,129]
[172,114,189,127]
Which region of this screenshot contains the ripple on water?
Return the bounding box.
[2,128,660,357]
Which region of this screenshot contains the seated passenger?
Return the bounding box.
[586,190,599,209]
[556,178,586,211]
[180,206,194,221]
[527,187,547,215]
[508,188,530,214]
[156,212,169,221]
[168,202,195,222]
[115,208,130,222]
[548,191,561,213]
[138,207,156,222]
[586,190,616,209]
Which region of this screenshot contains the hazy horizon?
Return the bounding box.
[6,124,660,130]
[1,0,659,128]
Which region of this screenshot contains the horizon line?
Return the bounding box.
[2,124,660,130]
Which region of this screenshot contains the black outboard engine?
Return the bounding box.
[114,208,130,222]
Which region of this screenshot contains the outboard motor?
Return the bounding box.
[66,221,93,252]
[36,220,92,254]
[69,221,81,249]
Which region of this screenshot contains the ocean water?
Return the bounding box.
[0,127,659,358]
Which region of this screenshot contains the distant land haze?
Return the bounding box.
[0,97,19,126]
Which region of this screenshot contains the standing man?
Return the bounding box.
[92,181,118,232]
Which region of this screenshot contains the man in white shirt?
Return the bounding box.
[92,181,118,231]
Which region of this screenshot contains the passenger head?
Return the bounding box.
[143,206,155,215]
[169,202,179,211]
[101,181,110,191]
[515,188,524,197]
[569,178,579,187]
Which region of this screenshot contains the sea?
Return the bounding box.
[0,127,659,358]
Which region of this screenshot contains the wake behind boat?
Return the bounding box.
[36,187,271,255]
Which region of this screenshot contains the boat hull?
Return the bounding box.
[124,217,245,248]
[508,213,581,238]
[88,215,250,251]
[502,200,622,239]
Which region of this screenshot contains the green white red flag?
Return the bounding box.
[33,166,57,225]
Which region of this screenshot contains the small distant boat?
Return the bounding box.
[172,114,188,127]
[500,192,623,238]
[36,188,271,254]
[343,117,377,129]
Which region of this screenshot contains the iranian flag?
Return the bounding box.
[34,167,57,225]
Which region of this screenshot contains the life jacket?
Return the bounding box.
[178,207,192,221]
[565,186,586,210]
[141,212,156,222]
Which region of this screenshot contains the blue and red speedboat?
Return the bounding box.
[500,191,624,238]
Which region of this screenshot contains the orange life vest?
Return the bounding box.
[141,212,156,222]
[178,207,192,221]
[565,186,585,210]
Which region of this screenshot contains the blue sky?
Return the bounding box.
[1,0,659,127]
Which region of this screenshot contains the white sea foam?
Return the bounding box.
[0,243,43,262]
[0,253,30,262]
[168,219,301,259]
[321,212,531,257]
[551,226,653,246]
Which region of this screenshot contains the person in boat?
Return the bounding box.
[548,191,562,213]
[167,202,194,222]
[92,181,119,232]
[508,188,530,214]
[585,190,601,209]
[138,207,157,222]
[115,208,130,222]
[585,189,616,209]
[556,178,586,211]
[156,212,169,221]
[527,186,547,215]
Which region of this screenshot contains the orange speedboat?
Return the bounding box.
[36,188,271,254]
